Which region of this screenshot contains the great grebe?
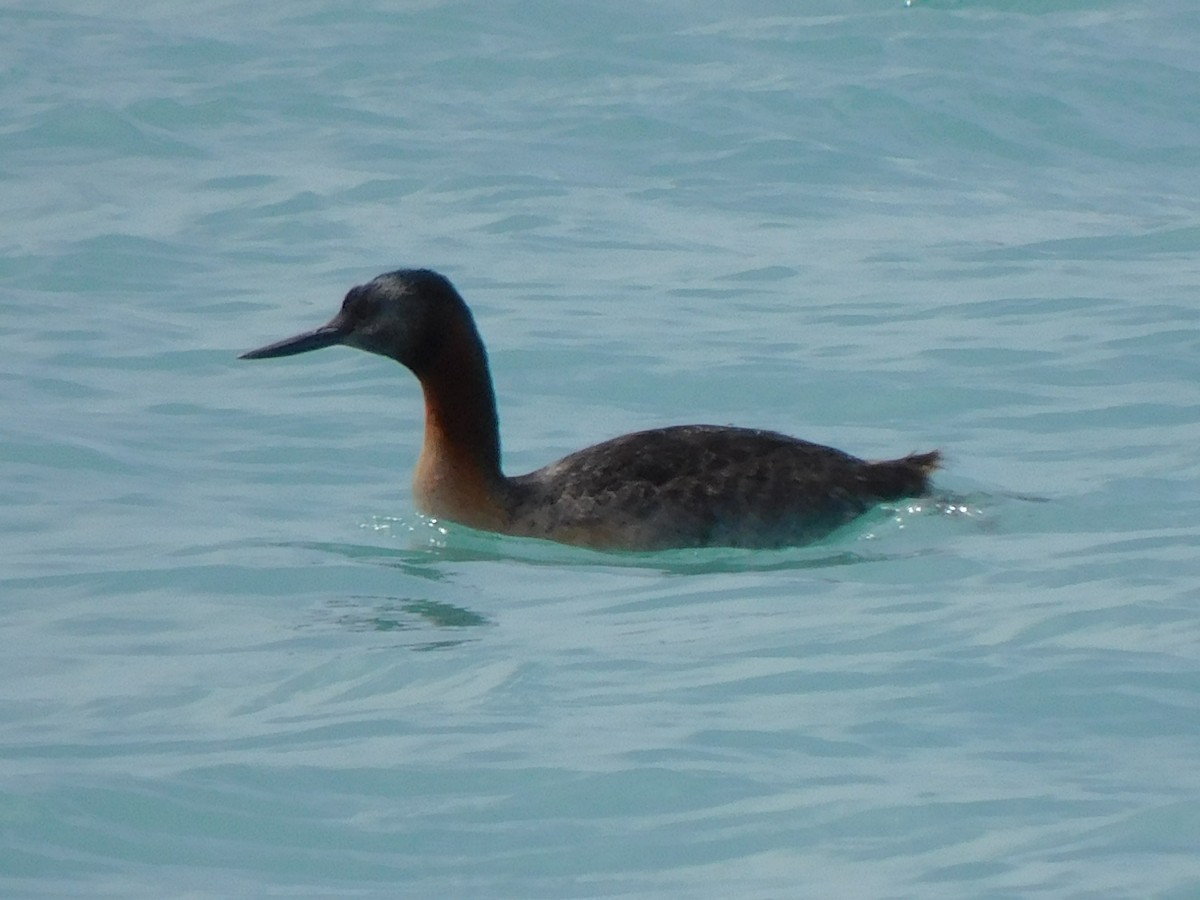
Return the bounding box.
[241,269,940,551]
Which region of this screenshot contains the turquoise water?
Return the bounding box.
[4,2,1200,896]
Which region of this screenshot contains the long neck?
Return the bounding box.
[411,316,509,530]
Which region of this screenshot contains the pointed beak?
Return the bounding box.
[239,323,345,360]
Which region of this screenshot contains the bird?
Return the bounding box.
[240,269,940,551]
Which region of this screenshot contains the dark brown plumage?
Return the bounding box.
[241,269,940,551]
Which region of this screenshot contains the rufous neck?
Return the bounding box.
[418,354,502,481]
[410,319,509,529]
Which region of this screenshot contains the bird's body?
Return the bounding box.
[504,425,935,550]
[241,269,940,551]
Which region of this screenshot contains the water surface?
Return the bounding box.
[3,3,1199,897]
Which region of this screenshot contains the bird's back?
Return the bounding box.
[505,425,939,550]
